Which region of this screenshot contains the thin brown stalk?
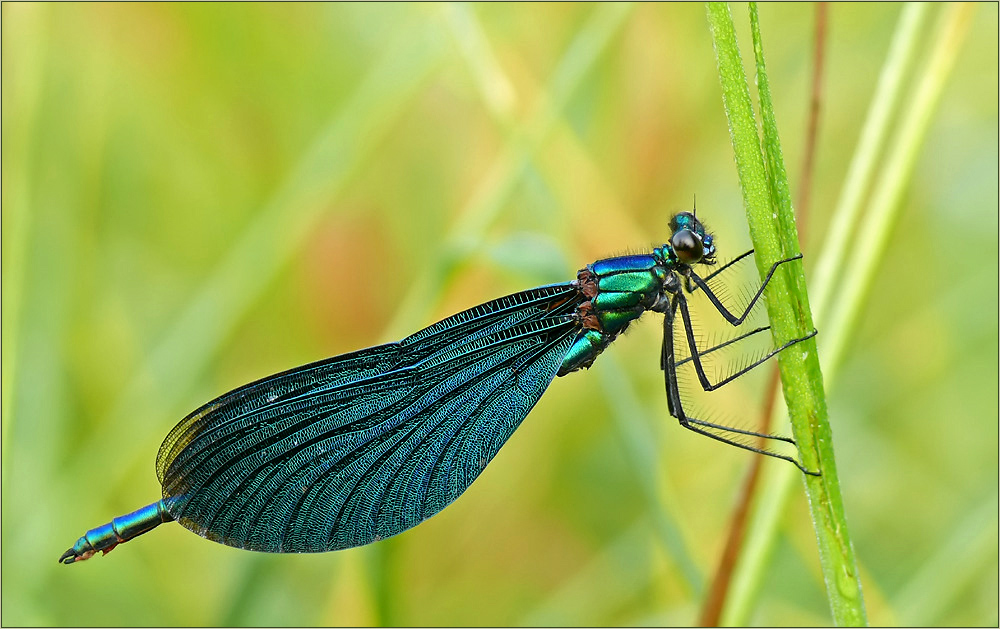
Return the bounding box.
[796,2,828,227]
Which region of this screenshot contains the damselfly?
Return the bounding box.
[60,211,815,563]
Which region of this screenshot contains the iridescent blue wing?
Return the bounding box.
[156,283,582,552]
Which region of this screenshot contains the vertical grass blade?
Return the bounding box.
[823,2,976,372]
[724,3,976,625]
[706,3,866,625]
[809,3,930,321]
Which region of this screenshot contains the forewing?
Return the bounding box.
[157,283,581,552]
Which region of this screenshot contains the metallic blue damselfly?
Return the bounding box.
[60,211,815,563]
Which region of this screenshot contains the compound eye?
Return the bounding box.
[671,229,704,264]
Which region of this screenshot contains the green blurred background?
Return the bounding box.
[2,3,996,626]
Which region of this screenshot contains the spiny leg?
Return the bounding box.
[685,248,756,293]
[664,301,797,444]
[673,325,772,369]
[660,294,817,475]
[671,253,773,370]
[675,289,817,392]
[662,320,771,378]
[686,253,803,325]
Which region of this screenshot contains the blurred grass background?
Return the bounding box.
[2,3,996,626]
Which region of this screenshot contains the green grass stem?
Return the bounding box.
[707,3,865,624]
[721,2,931,622]
[824,3,975,372]
[714,3,975,625]
[809,3,930,322]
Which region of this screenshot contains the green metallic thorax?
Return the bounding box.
[558,249,674,376]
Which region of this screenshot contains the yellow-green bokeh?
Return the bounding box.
[2,3,996,626]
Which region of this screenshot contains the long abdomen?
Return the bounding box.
[59,499,175,564]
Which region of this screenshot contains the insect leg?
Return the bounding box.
[661,295,818,475]
[686,253,803,325]
[675,290,817,392]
